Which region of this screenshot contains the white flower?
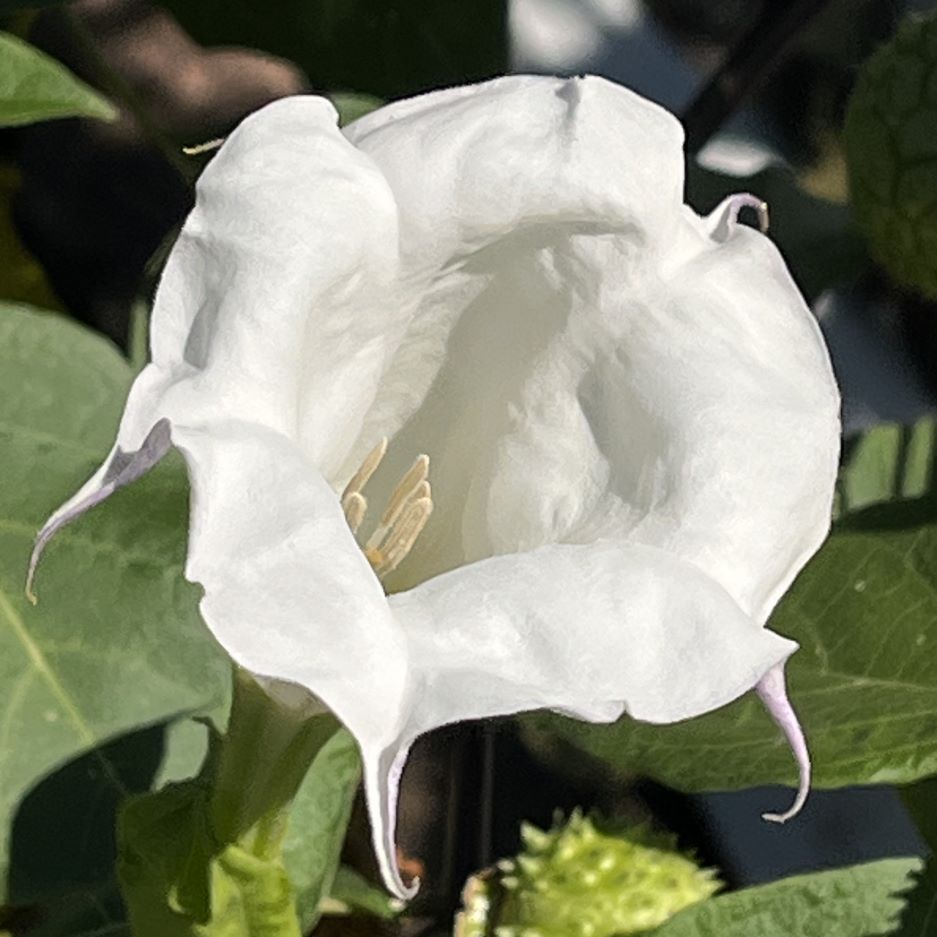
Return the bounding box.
[30,75,840,900]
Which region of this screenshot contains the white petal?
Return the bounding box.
[144,95,404,479]
[26,419,172,600]
[340,75,690,476]
[170,420,410,754]
[392,541,795,728]
[347,75,685,268]
[338,78,838,627]
[31,94,406,575]
[354,541,801,895]
[472,218,840,621]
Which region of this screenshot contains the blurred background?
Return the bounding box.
[2,1,937,933]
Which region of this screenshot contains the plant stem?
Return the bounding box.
[210,668,339,856]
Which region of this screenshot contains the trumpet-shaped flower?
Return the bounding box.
[30,75,840,900]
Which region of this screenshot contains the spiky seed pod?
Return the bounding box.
[454,811,720,937]
[844,12,937,299]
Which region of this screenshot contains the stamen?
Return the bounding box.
[343,437,388,502]
[341,443,433,580]
[368,455,429,546]
[368,497,433,576]
[342,492,367,534]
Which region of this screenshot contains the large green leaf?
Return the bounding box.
[0,302,227,904]
[0,31,116,127]
[650,859,919,937]
[156,0,506,100]
[523,494,937,791]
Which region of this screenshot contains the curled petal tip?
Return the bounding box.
[726,193,770,233]
[24,419,173,609]
[397,876,420,903]
[761,780,810,824]
[25,525,54,607]
[710,192,770,239]
[756,662,811,825]
[25,542,40,604]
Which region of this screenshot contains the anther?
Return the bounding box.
[342,492,367,534]
[369,455,429,545]
[343,438,388,502]
[341,442,433,579]
[368,496,433,576]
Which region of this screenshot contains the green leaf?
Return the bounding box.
[0,31,116,126]
[6,725,168,937]
[0,302,227,905]
[325,866,399,921]
[686,163,867,301]
[650,859,920,937]
[894,779,937,936]
[844,13,937,301]
[283,729,361,930]
[838,419,937,516]
[892,858,937,936]
[329,92,384,127]
[522,494,937,791]
[155,0,506,101]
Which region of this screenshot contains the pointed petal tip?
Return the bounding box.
[24,419,173,608]
[756,661,811,825]
[376,851,420,903]
[363,740,421,903]
[394,875,420,903]
[25,516,63,607]
[760,772,810,824]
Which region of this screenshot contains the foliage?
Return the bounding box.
[650,859,919,937]
[0,303,228,911]
[0,31,116,126]
[838,418,937,516]
[524,487,937,792]
[0,5,934,936]
[845,12,937,300]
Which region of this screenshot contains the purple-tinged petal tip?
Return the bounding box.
[26,419,172,604]
[756,662,811,823]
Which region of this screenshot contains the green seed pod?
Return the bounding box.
[844,13,937,299]
[454,812,719,937]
